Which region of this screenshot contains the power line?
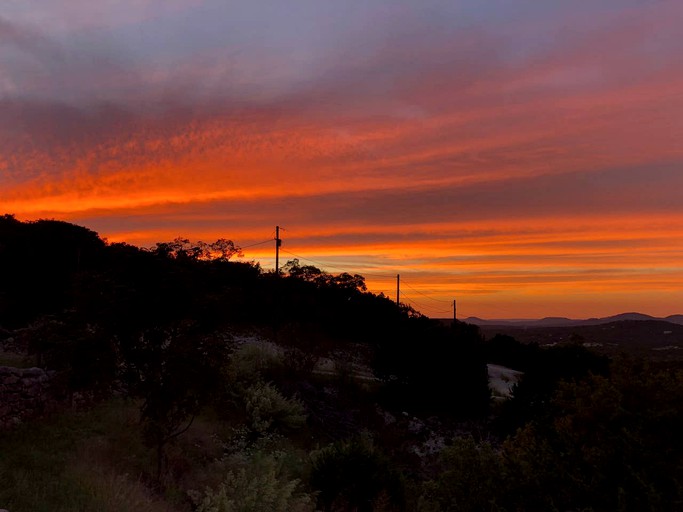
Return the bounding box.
[400,280,453,304]
[399,291,431,311]
[400,291,452,315]
[239,238,274,249]
[280,249,394,279]
[275,244,456,316]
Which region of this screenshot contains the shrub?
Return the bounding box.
[190,452,314,512]
[228,341,284,384]
[310,436,405,512]
[419,436,506,512]
[502,363,683,512]
[243,381,306,436]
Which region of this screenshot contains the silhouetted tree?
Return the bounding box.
[374,319,490,418]
[208,238,242,261]
[0,216,105,326]
[497,341,609,434]
[133,326,228,480]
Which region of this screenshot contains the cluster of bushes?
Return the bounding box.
[484,334,610,433]
[190,342,405,512]
[193,352,683,512]
[422,359,683,511]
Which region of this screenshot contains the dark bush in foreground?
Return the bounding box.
[311,437,405,512]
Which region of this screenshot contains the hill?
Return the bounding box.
[478,320,683,361]
[461,311,683,327]
[0,214,489,418]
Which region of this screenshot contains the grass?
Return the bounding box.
[0,350,32,368]
[0,396,310,512]
[0,344,379,511]
[0,400,176,512]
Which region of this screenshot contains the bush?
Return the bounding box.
[502,362,683,512]
[310,436,404,512]
[419,437,506,512]
[243,381,306,436]
[228,341,284,385]
[190,452,314,512]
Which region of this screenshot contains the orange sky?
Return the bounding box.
[2,0,683,319]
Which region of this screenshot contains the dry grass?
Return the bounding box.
[0,349,31,368]
[0,397,295,511]
[0,343,320,512]
[0,400,179,512]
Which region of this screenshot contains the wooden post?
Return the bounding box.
[275,225,281,276]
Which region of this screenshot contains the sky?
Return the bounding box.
[2,0,683,319]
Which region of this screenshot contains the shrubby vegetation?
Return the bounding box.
[419,437,503,512]
[1,214,681,511]
[485,334,610,434]
[419,359,683,512]
[190,452,314,512]
[310,436,405,512]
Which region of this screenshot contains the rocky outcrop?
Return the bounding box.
[0,366,56,429]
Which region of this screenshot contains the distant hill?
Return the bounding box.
[666,314,683,325]
[461,312,683,327]
[475,319,683,362]
[600,312,659,323]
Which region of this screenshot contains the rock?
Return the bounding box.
[0,366,22,376]
[21,367,45,378]
[0,364,59,431]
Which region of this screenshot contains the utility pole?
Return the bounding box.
[396,274,400,305]
[275,225,282,276]
[453,299,457,322]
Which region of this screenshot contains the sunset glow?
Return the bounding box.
[2,0,682,318]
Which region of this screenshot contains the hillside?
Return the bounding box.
[1,215,682,512]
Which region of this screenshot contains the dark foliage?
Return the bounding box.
[501,358,683,511]
[483,333,540,371]
[133,326,228,478]
[0,214,106,327]
[0,217,491,448]
[311,437,405,512]
[421,359,683,512]
[374,318,490,418]
[489,336,609,434]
